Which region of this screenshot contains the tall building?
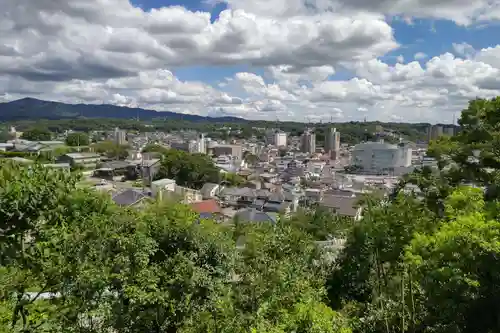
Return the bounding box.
[428,125,443,142]
[300,129,316,154]
[325,127,340,159]
[114,127,127,145]
[274,131,287,148]
[443,126,455,137]
[197,133,206,154]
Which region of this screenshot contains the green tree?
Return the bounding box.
[223,172,246,187]
[156,149,221,189]
[405,187,500,333]
[20,127,51,141]
[65,132,89,146]
[92,140,130,159]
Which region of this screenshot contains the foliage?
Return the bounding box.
[20,127,52,141]
[156,149,221,190]
[65,132,89,146]
[222,172,246,187]
[92,140,130,159]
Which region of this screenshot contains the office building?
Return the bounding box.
[300,129,316,154]
[114,127,127,145]
[196,133,206,154]
[351,141,412,173]
[428,125,443,142]
[443,126,455,137]
[325,127,340,159]
[211,144,243,161]
[274,131,287,148]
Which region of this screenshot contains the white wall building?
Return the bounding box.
[114,127,127,145]
[351,141,412,173]
[274,131,287,148]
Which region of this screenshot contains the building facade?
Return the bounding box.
[300,129,316,154]
[428,125,443,142]
[324,127,340,159]
[274,131,287,148]
[114,127,127,145]
[351,141,412,173]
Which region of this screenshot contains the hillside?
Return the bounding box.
[0,98,242,122]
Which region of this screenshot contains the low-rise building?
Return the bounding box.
[57,153,101,168]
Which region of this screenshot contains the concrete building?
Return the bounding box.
[197,133,206,154]
[211,144,243,161]
[428,125,443,142]
[57,152,101,169]
[274,131,287,148]
[114,127,127,145]
[443,126,455,137]
[300,129,316,154]
[324,127,340,159]
[351,141,412,173]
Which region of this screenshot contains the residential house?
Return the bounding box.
[190,199,224,222]
[112,189,150,208]
[200,183,220,199]
[57,153,101,169]
[151,178,176,199]
[234,208,278,224]
[319,194,362,220]
[174,185,203,204]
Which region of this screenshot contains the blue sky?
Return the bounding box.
[2,0,500,123]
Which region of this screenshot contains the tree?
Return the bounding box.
[92,140,129,159]
[405,187,500,333]
[65,132,89,146]
[222,172,246,187]
[156,149,221,189]
[20,127,51,141]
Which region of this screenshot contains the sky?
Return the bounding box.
[1,0,500,123]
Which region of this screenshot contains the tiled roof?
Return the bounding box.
[190,199,221,214]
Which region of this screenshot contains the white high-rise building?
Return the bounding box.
[325,127,340,158]
[274,131,287,148]
[300,129,316,154]
[114,127,127,145]
[197,133,206,154]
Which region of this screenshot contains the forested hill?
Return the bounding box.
[0,98,242,122]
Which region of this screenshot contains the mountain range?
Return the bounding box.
[0,98,243,122]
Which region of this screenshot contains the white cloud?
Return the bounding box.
[1,0,500,124]
[414,52,428,60]
[216,0,500,25]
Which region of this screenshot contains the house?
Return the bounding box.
[57,153,101,169]
[112,189,150,208]
[151,178,176,199]
[200,183,220,199]
[174,186,202,204]
[234,208,278,224]
[319,194,362,220]
[190,199,224,221]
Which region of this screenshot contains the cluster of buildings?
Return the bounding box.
[0,122,452,228]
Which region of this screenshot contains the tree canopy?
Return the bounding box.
[20,127,52,141]
[65,132,90,146]
[156,149,221,190]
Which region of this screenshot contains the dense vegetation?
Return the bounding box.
[1,97,499,333]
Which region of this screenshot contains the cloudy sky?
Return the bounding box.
[1,0,500,123]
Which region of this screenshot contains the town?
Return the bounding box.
[0,121,455,224]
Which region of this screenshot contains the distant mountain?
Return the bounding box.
[0,98,243,122]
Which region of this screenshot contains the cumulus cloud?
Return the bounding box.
[216,0,500,25]
[1,0,500,124]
